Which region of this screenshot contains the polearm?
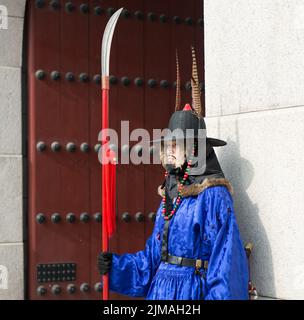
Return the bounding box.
[101,7,124,300]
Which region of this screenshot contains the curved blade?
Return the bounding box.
[101,8,124,76]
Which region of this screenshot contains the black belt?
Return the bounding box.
[164,254,208,270]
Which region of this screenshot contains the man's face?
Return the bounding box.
[163,140,185,168]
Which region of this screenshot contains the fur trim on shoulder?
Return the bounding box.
[157,177,233,197]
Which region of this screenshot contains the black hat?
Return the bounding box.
[150,47,226,147]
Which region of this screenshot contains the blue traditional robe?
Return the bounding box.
[108,178,249,300]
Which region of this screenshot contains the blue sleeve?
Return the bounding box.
[204,187,249,300]
[108,208,162,297]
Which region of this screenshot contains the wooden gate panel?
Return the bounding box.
[115,0,145,260]
[28,0,63,300]
[27,0,204,300]
[59,0,91,299]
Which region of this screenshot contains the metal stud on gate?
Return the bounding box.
[65,2,74,13]
[36,213,46,224]
[159,14,168,23]
[80,283,90,293]
[122,9,130,19]
[121,212,131,222]
[149,145,156,155]
[134,77,144,87]
[134,10,144,20]
[109,143,117,153]
[51,213,61,224]
[80,142,90,153]
[66,213,76,223]
[134,144,142,156]
[67,284,76,294]
[35,0,45,9]
[107,7,115,17]
[185,17,193,25]
[148,79,157,88]
[121,76,130,86]
[94,282,102,293]
[94,6,103,15]
[51,285,61,295]
[148,212,156,222]
[94,212,102,223]
[93,74,101,84]
[37,286,47,296]
[51,141,61,152]
[65,72,75,82]
[50,71,60,81]
[94,144,101,153]
[36,141,46,152]
[147,12,157,22]
[66,142,76,152]
[109,75,118,85]
[121,144,129,156]
[35,70,45,80]
[80,212,90,223]
[135,212,144,222]
[185,81,192,91]
[50,0,60,10]
[80,3,89,14]
[173,16,182,24]
[79,73,89,83]
[160,80,169,89]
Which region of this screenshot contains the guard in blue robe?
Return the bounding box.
[97,48,249,300]
[107,177,248,300]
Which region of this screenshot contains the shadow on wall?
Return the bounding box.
[215,123,276,299]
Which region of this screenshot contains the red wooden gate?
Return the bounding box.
[26,0,204,300]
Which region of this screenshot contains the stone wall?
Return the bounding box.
[0,0,26,300]
[204,0,304,299]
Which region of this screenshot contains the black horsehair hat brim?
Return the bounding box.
[150,136,227,147]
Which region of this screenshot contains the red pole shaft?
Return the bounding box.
[102,78,109,300]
